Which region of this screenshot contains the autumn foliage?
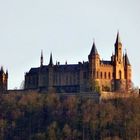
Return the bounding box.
[0,92,140,140]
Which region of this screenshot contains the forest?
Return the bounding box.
[0,91,140,140]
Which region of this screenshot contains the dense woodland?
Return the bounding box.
[0,91,140,140]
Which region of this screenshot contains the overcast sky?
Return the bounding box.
[0,0,140,89]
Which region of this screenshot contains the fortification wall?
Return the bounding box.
[100,91,139,100]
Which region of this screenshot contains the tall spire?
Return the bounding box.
[90,40,98,55]
[115,31,121,45]
[40,50,43,67]
[49,52,53,66]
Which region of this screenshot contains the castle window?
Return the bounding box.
[33,76,35,85]
[56,75,58,84]
[70,75,72,85]
[100,72,102,79]
[108,72,111,79]
[119,71,122,79]
[104,72,107,79]
[112,72,114,78]
[58,73,61,85]
[77,74,80,83]
[43,77,46,84]
[66,75,68,85]
[84,72,87,79]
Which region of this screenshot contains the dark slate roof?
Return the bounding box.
[115,31,121,45]
[40,66,49,72]
[54,64,80,72]
[27,63,83,74]
[29,68,39,74]
[90,41,98,55]
[125,53,131,65]
[101,60,112,65]
[28,66,49,75]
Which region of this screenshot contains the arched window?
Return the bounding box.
[112,72,114,78]
[100,72,102,79]
[119,70,122,79]
[104,72,106,79]
[66,75,68,85]
[108,72,111,79]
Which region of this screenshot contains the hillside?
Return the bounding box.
[0,91,140,140]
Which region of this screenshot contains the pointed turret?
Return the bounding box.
[114,31,123,62]
[49,53,53,66]
[115,31,122,46]
[6,69,8,77]
[123,52,125,65]
[125,52,131,66]
[90,41,98,55]
[1,66,4,71]
[124,50,131,91]
[0,66,4,74]
[40,50,43,67]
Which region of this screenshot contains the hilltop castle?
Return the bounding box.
[24,32,132,93]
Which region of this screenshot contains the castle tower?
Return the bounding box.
[48,53,54,92]
[114,32,125,91]
[38,51,44,89]
[88,41,100,78]
[49,53,53,66]
[88,41,100,91]
[0,67,8,91]
[40,50,43,67]
[124,51,132,91]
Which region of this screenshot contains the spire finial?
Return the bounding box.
[125,48,127,54]
[90,39,98,55]
[40,50,43,67]
[6,69,8,76]
[1,66,4,72]
[115,31,121,45]
[49,52,53,66]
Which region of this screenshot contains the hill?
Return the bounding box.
[0,91,140,140]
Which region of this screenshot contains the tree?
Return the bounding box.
[47,122,58,140]
[62,124,72,140]
[90,79,101,93]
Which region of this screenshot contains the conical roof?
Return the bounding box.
[115,31,121,45]
[90,41,98,55]
[0,66,4,74]
[125,53,131,65]
[49,53,53,66]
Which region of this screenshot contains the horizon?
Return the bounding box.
[0,0,140,89]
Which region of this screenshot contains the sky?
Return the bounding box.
[0,0,140,89]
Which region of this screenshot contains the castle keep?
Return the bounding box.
[25,32,132,93]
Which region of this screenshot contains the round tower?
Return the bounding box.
[124,52,132,91]
[88,41,100,91]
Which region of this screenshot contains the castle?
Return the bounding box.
[0,67,8,91]
[24,32,132,93]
